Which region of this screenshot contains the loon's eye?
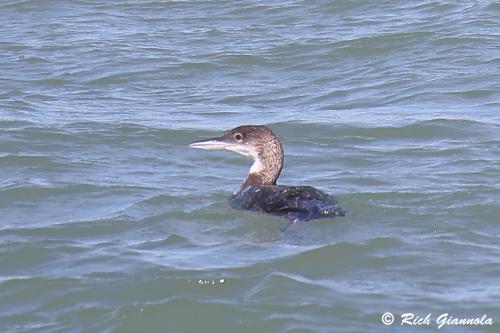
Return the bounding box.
[234,133,243,141]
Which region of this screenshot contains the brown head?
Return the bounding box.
[189,125,284,186]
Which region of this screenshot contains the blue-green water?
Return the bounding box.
[1,1,500,332]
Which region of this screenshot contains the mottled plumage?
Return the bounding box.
[231,185,345,222]
[189,125,345,225]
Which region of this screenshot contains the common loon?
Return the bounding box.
[189,125,345,226]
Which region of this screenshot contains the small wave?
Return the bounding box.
[0,183,151,206]
[0,154,57,168]
[133,234,192,250]
[271,118,495,142]
[0,119,34,130]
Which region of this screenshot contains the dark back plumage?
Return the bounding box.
[231,185,345,223]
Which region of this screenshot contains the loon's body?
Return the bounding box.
[189,125,344,224]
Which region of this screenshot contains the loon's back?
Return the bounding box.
[231,185,345,222]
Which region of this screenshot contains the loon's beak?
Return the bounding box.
[188,138,233,150]
[189,137,255,158]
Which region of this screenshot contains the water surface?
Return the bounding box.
[1,1,499,332]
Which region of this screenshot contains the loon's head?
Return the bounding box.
[189,125,284,186]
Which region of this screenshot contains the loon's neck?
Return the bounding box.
[242,146,283,186]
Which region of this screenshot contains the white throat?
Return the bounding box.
[228,145,263,175]
[249,157,264,174]
[247,146,264,174]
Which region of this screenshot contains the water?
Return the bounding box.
[1,1,500,332]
